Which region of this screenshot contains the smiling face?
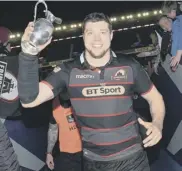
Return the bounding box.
[83,20,113,59]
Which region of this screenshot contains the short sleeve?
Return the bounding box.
[132,59,153,95]
[42,64,69,97]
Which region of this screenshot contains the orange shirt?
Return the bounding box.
[52,97,82,153]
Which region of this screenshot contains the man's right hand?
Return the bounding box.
[21,22,52,55]
[46,153,54,170]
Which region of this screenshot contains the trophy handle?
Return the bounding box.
[33,0,48,23]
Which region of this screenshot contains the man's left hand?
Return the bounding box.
[138,118,162,148]
[170,55,181,67]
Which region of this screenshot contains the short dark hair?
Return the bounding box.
[157,14,173,27]
[82,12,112,32]
[157,15,169,23]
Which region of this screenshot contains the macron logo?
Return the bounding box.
[76,74,94,79]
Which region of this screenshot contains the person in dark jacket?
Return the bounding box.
[0,26,21,171]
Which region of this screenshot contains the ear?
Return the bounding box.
[83,32,85,42]
[110,31,113,41]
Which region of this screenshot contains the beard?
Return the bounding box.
[85,46,110,59]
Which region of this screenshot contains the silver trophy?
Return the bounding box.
[22,0,62,55]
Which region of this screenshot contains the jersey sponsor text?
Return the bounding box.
[82,85,125,97]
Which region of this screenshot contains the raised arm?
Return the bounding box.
[18,22,68,108]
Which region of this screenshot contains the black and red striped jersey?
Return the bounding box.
[44,51,153,161]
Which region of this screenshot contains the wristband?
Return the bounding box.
[46,152,52,155]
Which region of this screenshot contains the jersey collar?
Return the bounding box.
[79,50,117,69]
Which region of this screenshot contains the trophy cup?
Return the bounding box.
[22,0,62,55]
